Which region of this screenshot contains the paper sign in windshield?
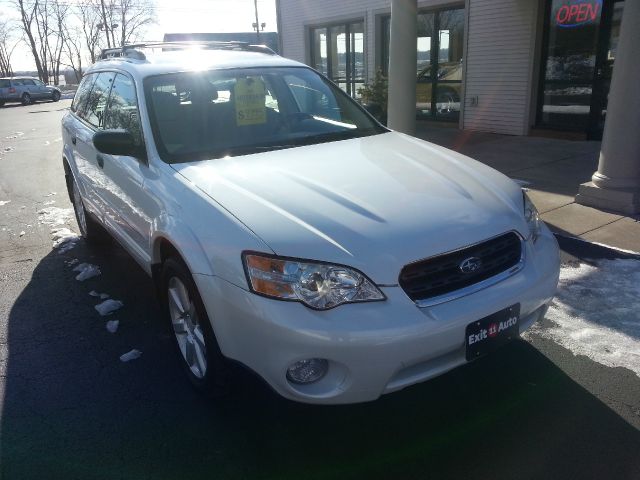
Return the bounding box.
[234,77,266,126]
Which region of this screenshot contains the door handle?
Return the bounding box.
[71,136,76,145]
[97,154,105,168]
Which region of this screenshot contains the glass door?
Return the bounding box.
[381,6,465,122]
[310,21,365,98]
[537,0,624,138]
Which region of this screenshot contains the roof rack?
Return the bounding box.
[98,41,277,60]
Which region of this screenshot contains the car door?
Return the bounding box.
[32,79,49,99]
[73,72,116,216]
[98,72,153,257]
[21,79,39,99]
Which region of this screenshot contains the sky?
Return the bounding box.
[0,0,277,71]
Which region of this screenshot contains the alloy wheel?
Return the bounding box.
[167,277,208,379]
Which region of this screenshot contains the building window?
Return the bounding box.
[537,0,624,139]
[310,21,365,97]
[380,7,465,122]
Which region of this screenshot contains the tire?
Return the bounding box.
[162,256,229,397]
[21,93,32,105]
[52,90,61,102]
[68,173,110,244]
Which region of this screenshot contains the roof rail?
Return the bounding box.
[98,41,277,60]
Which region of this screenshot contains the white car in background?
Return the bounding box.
[61,42,560,404]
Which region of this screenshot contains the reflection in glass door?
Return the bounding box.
[310,21,365,97]
[381,7,465,122]
[538,0,624,138]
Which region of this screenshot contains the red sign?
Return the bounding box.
[555,0,602,28]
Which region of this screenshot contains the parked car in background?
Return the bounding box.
[62,42,560,405]
[0,77,61,106]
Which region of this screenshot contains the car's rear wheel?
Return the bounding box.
[69,174,110,244]
[52,91,60,102]
[21,93,32,105]
[162,257,229,397]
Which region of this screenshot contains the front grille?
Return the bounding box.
[399,232,522,302]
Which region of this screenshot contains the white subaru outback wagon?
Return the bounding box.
[61,42,560,404]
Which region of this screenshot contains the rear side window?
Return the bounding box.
[104,73,143,145]
[12,79,24,86]
[84,72,116,128]
[0,79,10,88]
[71,74,97,114]
[22,79,36,86]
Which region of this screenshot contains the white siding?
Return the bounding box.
[462,0,539,135]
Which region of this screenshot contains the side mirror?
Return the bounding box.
[93,130,145,159]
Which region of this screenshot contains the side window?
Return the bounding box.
[84,72,116,128]
[34,79,45,86]
[22,79,36,86]
[104,74,143,145]
[12,79,24,86]
[0,79,9,88]
[71,74,97,114]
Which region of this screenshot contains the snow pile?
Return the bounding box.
[89,290,110,300]
[38,207,73,226]
[527,259,640,377]
[19,231,25,237]
[0,200,10,206]
[73,262,101,281]
[51,227,79,253]
[95,299,123,316]
[106,320,119,333]
[120,349,141,362]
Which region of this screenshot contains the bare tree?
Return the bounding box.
[15,0,47,81]
[60,22,83,82]
[78,1,104,64]
[0,17,19,77]
[115,0,155,47]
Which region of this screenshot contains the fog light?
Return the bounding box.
[286,358,328,384]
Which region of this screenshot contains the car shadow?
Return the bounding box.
[1,240,639,480]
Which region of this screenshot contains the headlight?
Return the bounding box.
[523,190,540,242]
[242,253,385,310]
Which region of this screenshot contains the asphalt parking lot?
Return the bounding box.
[1,100,639,480]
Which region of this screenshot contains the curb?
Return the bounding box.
[554,233,640,261]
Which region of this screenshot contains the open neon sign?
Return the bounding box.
[555,0,602,28]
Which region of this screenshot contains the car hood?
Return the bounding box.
[171,132,527,284]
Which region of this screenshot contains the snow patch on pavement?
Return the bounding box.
[89,290,110,300]
[73,262,101,281]
[120,349,141,362]
[95,299,123,316]
[51,227,79,252]
[526,259,640,377]
[106,320,119,333]
[0,200,10,206]
[38,207,73,226]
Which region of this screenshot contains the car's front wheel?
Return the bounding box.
[21,93,32,105]
[52,90,60,102]
[162,257,229,397]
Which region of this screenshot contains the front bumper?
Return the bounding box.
[195,227,560,404]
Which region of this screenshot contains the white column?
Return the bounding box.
[576,0,640,214]
[387,0,417,135]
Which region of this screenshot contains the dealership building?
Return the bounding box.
[275,0,639,213]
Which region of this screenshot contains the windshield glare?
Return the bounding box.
[144,67,385,163]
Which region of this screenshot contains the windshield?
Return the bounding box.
[144,67,386,163]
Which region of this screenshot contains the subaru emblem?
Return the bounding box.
[459,256,482,274]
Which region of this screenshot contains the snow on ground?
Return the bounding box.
[526,259,640,377]
[73,262,101,281]
[38,207,73,226]
[95,299,124,316]
[51,227,79,253]
[89,290,110,300]
[106,320,119,334]
[0,200,10,206]
[120,349,141,362]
